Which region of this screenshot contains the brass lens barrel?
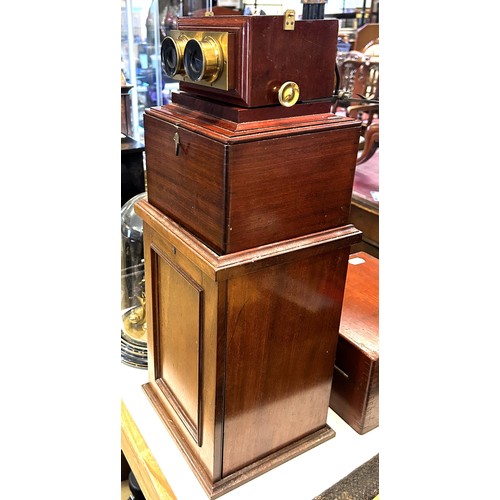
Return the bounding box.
[161,35,188,78]
[184,36,223,83]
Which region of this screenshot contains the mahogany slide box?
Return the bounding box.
[329,251,379,434]
[135,199,362,498]
[144,98,361,255]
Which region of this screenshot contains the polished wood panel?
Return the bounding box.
[136,199,362,497]
[144,220,221,482]
[223,248,350,475]
[226,127,360,253]
[145,114,227,253]
[175,16,339,108]
[144,103,361,254]
[155,252,203,445]
[329,252,379,434]
[172,91,334,123]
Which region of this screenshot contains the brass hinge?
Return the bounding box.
[283,10,295,30]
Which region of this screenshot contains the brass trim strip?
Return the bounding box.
[167,30,229,90]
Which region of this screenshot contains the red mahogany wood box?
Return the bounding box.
[172,15,339,108]
[135,199,362,498]
[329,251,379,434]
[144,94,361,255]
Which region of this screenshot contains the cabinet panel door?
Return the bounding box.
[155,253,204,445]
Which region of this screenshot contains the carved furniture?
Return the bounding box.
[347,105,379,257]
[360,37,379,60]
[355,119,379,165]
[347,103,379,141]
[335,41,379,257]
[330,251,379,434]
[335,52,379,112]
[352,23,379,53]
[348,160,378,256]
[334,25,379,120]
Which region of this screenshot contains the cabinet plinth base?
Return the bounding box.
[144,381,334,499]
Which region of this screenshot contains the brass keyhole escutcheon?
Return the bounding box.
[278,81,300,107]
[173,131,180,155]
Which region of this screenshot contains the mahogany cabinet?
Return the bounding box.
[329,251,379,434]
[144,96,361,255]
[135,199,362,498]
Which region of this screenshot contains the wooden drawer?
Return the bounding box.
[329,251,379,434]
[144,102,361,254]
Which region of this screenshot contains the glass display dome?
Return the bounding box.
[121,192,148,368]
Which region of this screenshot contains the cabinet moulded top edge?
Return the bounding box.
[136,199,362,283]
[144,105,361,144]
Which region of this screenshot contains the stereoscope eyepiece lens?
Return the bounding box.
[184,36,223,84]
[184,39,204,81]
[161,35,187,78]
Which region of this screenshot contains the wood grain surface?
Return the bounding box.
[175,15,339,107]
[137,201,362,496]
[329,252,379,434]
[144,104,360,254]
[121,400,176,500]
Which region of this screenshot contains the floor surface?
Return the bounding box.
[121,480,130,500]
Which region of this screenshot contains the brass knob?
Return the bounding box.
[278,81,300,107]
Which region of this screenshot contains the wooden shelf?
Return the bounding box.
[121,400,175,500]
